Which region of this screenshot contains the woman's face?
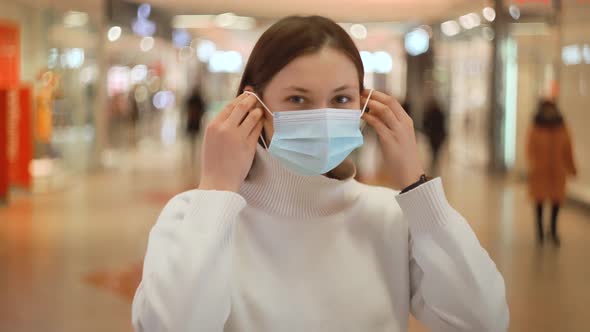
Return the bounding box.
[247,47,361,142]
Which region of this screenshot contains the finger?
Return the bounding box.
[362,113,390,139]
[247,120,264,144]
[361,98,399,130]
[215,93,250,123]
[227,95,257,127]
[360,89,373,109]
[368,90,408,123]
[240,108,263,135]
[361,92,397,118]
[361,89,373,98]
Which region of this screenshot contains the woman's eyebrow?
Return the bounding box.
[333,85,356,92]
[283,86,310,93]
[283,85,358,93]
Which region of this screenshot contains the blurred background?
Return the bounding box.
[0,0,589,331]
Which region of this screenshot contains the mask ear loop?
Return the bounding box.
[244,91,273,149]
[360,89,374,131]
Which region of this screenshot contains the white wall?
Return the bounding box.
[559,1,590,204]
[514,32,556,177]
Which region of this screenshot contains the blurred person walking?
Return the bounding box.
[526,100,577,246]
[128,84,142,149]
[185,86,207,171]
[422,99,447,174]
[133,16,508,332]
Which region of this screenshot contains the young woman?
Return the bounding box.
[527,100,577,246]
[132,16,508,332]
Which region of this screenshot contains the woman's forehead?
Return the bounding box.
[268,48,360,92]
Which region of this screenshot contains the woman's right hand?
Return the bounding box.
[198,93,264,192]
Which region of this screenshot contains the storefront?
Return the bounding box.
[434,0,590,205]
[434,26,493,170]
[102,1,193,167]
[0,0,201,193]
[1,4,48,196]
[0,0,102,194]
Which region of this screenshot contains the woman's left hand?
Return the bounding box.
[361,90,425,190]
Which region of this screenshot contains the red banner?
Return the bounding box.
[0,21,20,203]
[0,90,9,202]
[8,86,33,188]
[0,85,33,200]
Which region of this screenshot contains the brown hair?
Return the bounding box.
[237,16,364,96]
[534,99,564,127]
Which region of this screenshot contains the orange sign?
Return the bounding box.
[0,21,19,88]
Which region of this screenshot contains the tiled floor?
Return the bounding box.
[0,144,589,332]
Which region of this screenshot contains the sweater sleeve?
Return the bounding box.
[132,190,247,332]
[395,178,509,332]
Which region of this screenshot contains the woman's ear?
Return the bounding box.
[244,85,254,93]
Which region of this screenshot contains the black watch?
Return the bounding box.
[400,174,430,194]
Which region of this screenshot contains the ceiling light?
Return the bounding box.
[350,24,367,40]
[373,51,393,73]
[468,13,481,28]
[196,40,216,62]
[108,26,122,42]
[172,15,214,29]
[483,7,496,22]
[231,16,256,30]
[172,29,192,48]
[140,37,154,52]
[63,11,88,27]
[215,13,237,28]
[509,5,521,20]
[131,65,148,83]
[562,45,581,65]
[133,18,156,37]
[405,28,430,56]
[137,4,151,19]
[459,14,474,29]
[441,20,461,37]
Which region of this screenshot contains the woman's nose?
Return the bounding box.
[313,101,329,109]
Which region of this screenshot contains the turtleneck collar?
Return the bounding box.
[239,145,360,219]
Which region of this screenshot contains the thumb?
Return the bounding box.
[248,121,264,145]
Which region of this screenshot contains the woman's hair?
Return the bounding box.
[534,99,564,127]
[237,16,364,97]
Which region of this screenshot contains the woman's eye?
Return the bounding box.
[288,96,306,104]
[334,95,352,104]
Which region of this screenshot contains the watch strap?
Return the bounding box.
[400,174,430,194]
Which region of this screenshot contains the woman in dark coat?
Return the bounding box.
[422,100,447,174]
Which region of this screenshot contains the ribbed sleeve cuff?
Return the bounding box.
[395,177,457,234]
[184,190,247,235]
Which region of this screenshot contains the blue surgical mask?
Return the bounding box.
[245,90,373,176]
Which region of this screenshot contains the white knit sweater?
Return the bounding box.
[132,145,509,332]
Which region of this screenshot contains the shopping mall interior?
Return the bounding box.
[1,0,589,331]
